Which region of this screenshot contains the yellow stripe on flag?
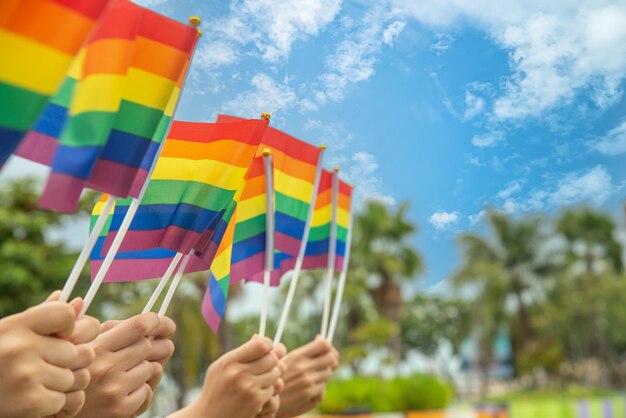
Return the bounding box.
[124,68,176,111]
[70,73,126,114]
[236,194,267,222]
[274,170,314,202]
[0,29,72,94]
[152,157,249,190]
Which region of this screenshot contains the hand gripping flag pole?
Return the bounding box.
[273,146,326,345]
[259,147,275,337]
[79,17,202,317]
[320,167,339,337]
[327,194,354,343]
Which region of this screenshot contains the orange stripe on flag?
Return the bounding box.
[132,36,189,81]
[82,38,135,76]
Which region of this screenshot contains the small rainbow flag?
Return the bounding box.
[0,0,109,165]
[217,114,324,285]
[37,0,198,213]
[102,118,268,257]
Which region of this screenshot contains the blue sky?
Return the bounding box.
[130,0,626,290]
[6,0,626,292]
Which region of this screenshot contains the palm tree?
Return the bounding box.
[351,200,422,362]
[453,211,552,352]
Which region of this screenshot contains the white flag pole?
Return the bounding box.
[327,199,354,344]
[320,168,339,337]
[60,194,116,302]
[142,252,184,313]
[259,149,274,337]
[157,253,192,317]
[80,19,202,317]
[273,146,326,345]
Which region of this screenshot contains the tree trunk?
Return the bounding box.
[372,273,404,363]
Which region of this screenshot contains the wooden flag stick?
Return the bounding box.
[327,200,354,343]
[142,252,184,313]
[158,253,192,317]
[273,146,326,345]
[60,194,116,302]
[321,167,339,338]
[259,148,274,337]
[79,17,201,316]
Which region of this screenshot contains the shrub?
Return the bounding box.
[318,374,454,414]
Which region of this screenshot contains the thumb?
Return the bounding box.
[44,290,62,303]
[24,302,76,338]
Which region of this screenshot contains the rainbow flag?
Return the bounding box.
[38,0,198,212]
[89,194,235,283]
[102,118,268,257]
[217,115,323,285]
[0,0,109,165]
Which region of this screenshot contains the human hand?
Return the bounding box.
[169,336,285,418]
[276,336,340,418]
[76,313,160,418]
[44,292,100,418]
[0,301,78,418]
[255,343,286,418]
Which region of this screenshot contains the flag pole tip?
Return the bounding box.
[334,166,340,172]
[189,16,201,26]
[320,144,327,150]
[261,112,271,120]
[262,148,272,157]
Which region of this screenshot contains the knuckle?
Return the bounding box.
[74,368,91,390]
[130,317,149,335]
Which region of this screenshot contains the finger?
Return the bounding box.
[114,337,152,371]
[146,338,175,364]
[125,383,152,418]
[39,390,67,416]
[310,367,334,385]
[97,313,159,351]
[69,297,83,318]
[147,361,163,391]
[273,343,287,359]
[100,319,121,334]
[228,335,273,363]
[68,368,91,391]
[146,315,176,339]
[255,367,282,388]
[41,363,75,392]
[303,335,333,358]
[45,290,61,303]
[71,344,95,370]
[258,396,280,417]
[61,390,86,417]
[27,302,76,337]
[135,383,154,417]
[244,351,279,375]
[39,337,78,368]
[70,316,100,344]
[312,351,339,371]
[273,377,284,395]
[122,361,154,394]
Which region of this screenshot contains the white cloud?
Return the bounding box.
[550,165,614,207]
[131,0,167,7]
[396,0,626,121]
[195,41,239,69]
[463,91,486,120]
[591,119,626,155]
[497,166,617,214]
[215,0,342,63]
[429,211,460,230]
[317,6,404,103]
[383,21,406,45]
[347,152,395,206]
[223,73,296,117]
[430,33,455,55]
[468,210,486,226]
[472,131,504,147]
[497,180,523,200]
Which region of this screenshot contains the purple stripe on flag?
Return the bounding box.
[87,159,142,198]
[91,257,174,283]
[577,400,590,418]
[230,252,265,283]
[15,131,58,165]
[104,227,203,255]
[39,172,84,213]
[604,399,614,418]
[202,286,222,333]
[129,168,148,198]
[275,232,302,256]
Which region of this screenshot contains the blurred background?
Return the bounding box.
[2,176,625,417]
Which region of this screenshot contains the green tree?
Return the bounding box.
[350,200,422,362]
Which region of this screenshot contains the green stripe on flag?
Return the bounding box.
[0,82,47,131]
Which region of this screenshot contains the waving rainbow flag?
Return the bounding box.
[217,115,324,285]
[102,118,268,257]
[0,0,109,166]
[37,0,198,212]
